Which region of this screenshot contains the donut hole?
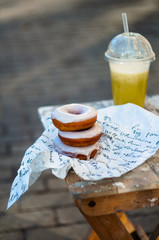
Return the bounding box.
[67,105,88,115]
[68,109,81,115]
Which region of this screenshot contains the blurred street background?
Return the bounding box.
[0,0,159,239]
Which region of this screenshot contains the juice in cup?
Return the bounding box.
[105,14,155,107]
[110,62,150,107]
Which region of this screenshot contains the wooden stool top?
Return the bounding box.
[66,152,159,216]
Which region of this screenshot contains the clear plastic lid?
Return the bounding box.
[105,32,155,63]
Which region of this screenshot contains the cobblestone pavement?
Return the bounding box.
[0,0,159,239]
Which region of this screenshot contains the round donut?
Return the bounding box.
[54,136,99,160]
[58,123,102,147]
[51,103,97,131]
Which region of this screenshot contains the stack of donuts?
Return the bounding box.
[51,103,102,160]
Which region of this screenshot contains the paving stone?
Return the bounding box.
[0,231,24,240]
[0,209,55,231]
[6,126,41,140]
[12,139,34,154]
[46,178,68,191]
[27,223,91,240]
[0,196,18,213]
[29,178,46,192]
[56,206,86,225]
[20,192,74,210]
[0,154,23,168]
[0,168,12,181]
[0,143,7,155]
[0,182,13,196]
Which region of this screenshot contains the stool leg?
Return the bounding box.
[117,212,136,234]
[117,212,149,240]
[75,200,133,240]
[85,212,133,240]
[87,230,100,240]
[149,223,159,240]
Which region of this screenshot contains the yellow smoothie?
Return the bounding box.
[109,63,150,107]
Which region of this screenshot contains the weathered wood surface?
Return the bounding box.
[65,156,159,200]
[66,171,117,199]
[147,150,159,176]
[65,155,159,217]
[78,188,159,216]
[112,161,159,194]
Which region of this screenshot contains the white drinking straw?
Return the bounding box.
[122,13,129,35]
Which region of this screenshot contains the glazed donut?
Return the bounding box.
[51,103,97,131]
[58,123,102,147]
[54,136,99,160]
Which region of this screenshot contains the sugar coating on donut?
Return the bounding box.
[54,136,99,159]
[58,123,102,140]
[51,103,97,124]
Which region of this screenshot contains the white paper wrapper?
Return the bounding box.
[7,103,159,209]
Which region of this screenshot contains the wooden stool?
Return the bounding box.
[65,152,159,240]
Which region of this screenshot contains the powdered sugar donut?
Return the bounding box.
[54,136,99,160]
[58,123,102,147]
[51,103,97,131]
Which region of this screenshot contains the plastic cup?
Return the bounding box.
[105,32,155,107]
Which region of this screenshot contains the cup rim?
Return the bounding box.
[104,52,156,63]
